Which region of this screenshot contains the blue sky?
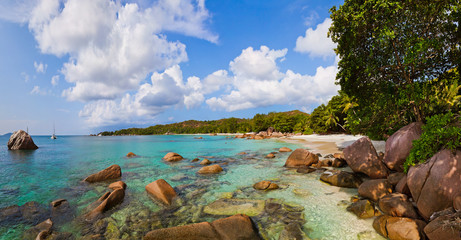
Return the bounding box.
[0,0,343,135]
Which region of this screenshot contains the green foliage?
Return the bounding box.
[329,0,460,137]
[404,112,461,171]
[98,110,310,136]
[309,91,349,134]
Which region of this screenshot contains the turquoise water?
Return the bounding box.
[0,135,383,239]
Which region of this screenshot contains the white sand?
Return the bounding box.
[282,134,386,155]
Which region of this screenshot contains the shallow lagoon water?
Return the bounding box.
[0,135,383,239]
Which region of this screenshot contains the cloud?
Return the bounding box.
[295,18,336,58]
[51,75,59,86]
[25,0,217,102]
[79,65,198,127]
[206,45,340,111]
[0,0,39,23]
[30,85,48,95]
[34,61,47,73]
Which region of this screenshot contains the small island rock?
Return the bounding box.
[126,152,136,157]
[200,159,211,165]
[7,130,38,150]
[163,152,184,162]
[279,147,292,152]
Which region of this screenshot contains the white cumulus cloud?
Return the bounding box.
[295,18,336,58]
[25,0,216,102]
[206,45,340,112]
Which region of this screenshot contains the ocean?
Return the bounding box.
[0,135,383,239]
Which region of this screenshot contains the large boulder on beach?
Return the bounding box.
[143,214,261,240]
[284,149,319,168]
[373,215,426,240]
[378,193,419,219]
[320,170,362,188]
[343,137,389,179]
[7,130,38,150]
[358,179,392,202]
[383,122,423,172]
[198,164,223,174]
[84,165,121,183]
[407,149,461,220]
[424,210,461,240]
[395,175,411,197]
[145,179,177,206]
[163,152,183,162]
[86,188,125,220]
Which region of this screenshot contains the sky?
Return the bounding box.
[0,0,344,135]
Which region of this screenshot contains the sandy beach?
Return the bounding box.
[281,134,386,156]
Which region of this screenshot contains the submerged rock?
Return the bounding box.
[86,188,125,221]
[278,223,308,240]
[284,149,319,168]
[143,214,262,240]
[200,159,211,165]
[203,198,265,217]
[20,201,49,225]
[23,218,53,240]
[407,149,461,220]
[343,137,389,179]
[145,179,177,206]
[7,130,38,150]
[50,199,73,224]
[84,165,122,183]
[163,152,184,162]
[253,181,279,190]
[383,122,423,172]
[197,164,223,174]
[266,153,276,158]
[0,204,22,225]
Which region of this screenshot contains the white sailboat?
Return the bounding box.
[51,124,57,139]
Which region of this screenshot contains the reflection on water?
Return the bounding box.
[7,150,36,162]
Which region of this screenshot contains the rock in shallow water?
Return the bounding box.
[7,130,38,150]
[145,179,177,206]
[84,165,122,183]
[163,152,184,162]
[197,164,223,174]
[143,214,262,240]
[320,170,362,188]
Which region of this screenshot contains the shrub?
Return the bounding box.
[404,112,461,172]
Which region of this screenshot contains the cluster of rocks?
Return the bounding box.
[234,127,300,140]
[297,122,461,240]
